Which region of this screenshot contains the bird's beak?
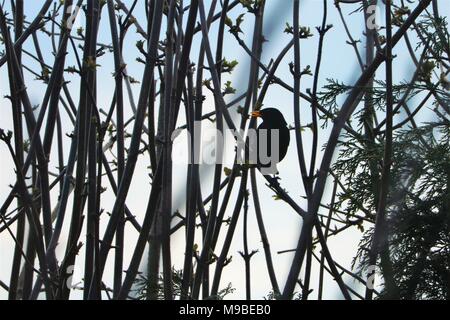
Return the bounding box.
[251,111,262,118]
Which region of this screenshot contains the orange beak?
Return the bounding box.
[251,111,262,118]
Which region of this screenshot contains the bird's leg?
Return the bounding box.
[264,174,281,189]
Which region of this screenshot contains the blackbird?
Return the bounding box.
[248,108,290,175]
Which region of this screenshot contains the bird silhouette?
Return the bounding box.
[247,108,290,175]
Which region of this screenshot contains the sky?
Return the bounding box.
[0,0,448,300]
